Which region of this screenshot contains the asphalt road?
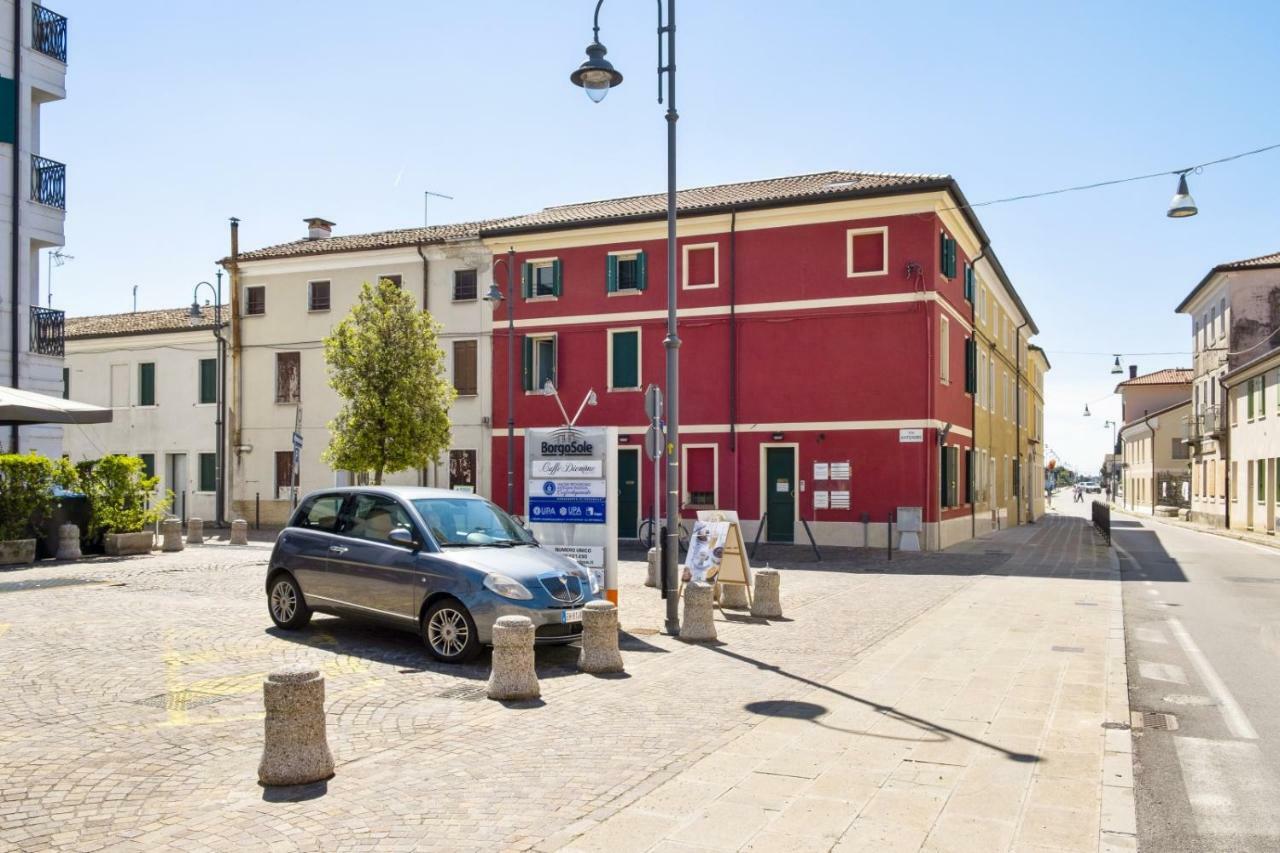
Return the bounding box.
[1096,506,1280,852]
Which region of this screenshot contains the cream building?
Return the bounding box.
[1177,249,1280,527]
[1116,367,1192,514]
[223,218,495,526]
[1,0,68,455]
[62,306,224,521]
[1221,348,1280,534]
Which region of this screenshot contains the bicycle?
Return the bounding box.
[636,517,690,552]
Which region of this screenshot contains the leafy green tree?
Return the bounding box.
[80,455,170,536]
[323,278,456,484]
[0,453,78,541]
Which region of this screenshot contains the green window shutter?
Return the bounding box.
[964,448,973,504]
[1262,376,1267,415]
[636,251,647,291]
[606,254,619,293]
[1249,379,1255,418]
[0,76,15,144]
[940,446,950,507]
[199,358,217,405]
[199,453,217,492]
[611,331,639,388]
[939,231,947,277]
[522,336,534,391]
[552,259,563,297]
[521,263,532,298]
[964,338,976,394]
[1258,460,1266,503]
[963,263,973,301]
[139,363,155,406]
[948,238,957,278]
[140,453,155,480]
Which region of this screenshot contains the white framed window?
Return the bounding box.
[607,249,646,294]
[607,327,642,391]
[682,242,719,289]
[523,333,557,392]
[846,227,888,278]
[525,258,560,299]
[307,280,331,312]
[939,316,950,384]
[682,443,718,508]
[1219,297,1227,337]
[377,273,403,288]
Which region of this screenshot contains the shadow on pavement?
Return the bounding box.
[261,779,329,802]
[715,646,1039,763]
[1113,526,1189,583]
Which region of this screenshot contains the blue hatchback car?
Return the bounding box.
[265,486,601,662]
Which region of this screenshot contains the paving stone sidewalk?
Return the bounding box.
[0,513,1130,852]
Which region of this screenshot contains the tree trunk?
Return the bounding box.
[375,466,383,486]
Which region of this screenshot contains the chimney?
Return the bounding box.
[1129,364,1138,379]
[304,217,335,241]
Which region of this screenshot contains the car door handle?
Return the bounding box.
[328,545,349,554]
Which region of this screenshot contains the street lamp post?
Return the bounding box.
[572,0,681,636]
[189,275,226,527]
[484,249,517,514]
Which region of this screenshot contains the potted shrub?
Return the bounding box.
[81,455,170,556]
[0,453,74,567]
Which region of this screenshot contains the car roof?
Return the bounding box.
[309,486,487,502]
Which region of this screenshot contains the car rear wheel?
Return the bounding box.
[422,598,480,663]
[267,573,312,630]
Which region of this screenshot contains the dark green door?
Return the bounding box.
[617,449,639,538]
[765,447,795,542]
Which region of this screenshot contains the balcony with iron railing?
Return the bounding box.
[29,306,64,357]
[32,4,67,63]
[1183,405,1223,444]
[31,154,65,209]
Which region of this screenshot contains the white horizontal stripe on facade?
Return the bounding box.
[511,291,973,332]
[507,419,971,439]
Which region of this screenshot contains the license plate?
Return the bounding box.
[561,608,584,624]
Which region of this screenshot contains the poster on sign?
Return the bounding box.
[694,510,752,603]
[683,521,728,582]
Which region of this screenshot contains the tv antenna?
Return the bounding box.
[47,248,73,307]
[424,190,454,226]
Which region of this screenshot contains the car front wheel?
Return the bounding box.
[267,573,312,630]
[422,598,480,663]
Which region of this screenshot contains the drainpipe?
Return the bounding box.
[415,242,431,485]
[1220,375,1230,529]
[728,209,738,512]
[1015,320,1028,524]
[968,247,986,540]
[227,218,242,461]
[9,0,22,452]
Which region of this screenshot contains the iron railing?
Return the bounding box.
[29,306,64,357]
[1183,405,1223,442]
[32,4,67,63]
[31,154,65,209]
[1091,499,1110,545]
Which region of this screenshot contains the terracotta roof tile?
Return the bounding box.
[1176,249,1280,312]
[484,170,948,233]
[65,305,226,340]
[231,220,492,263]
[1114,368,1193,389]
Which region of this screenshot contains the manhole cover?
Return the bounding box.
[134,690,227,711]
[1131,711,1178,731]
[435,684,488,702]
[1051,645,1085,653]
[1227,577,1280,584]
[0,577,101,594]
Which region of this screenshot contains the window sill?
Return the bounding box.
[608,387,642,393]
[454,392,478,398]
[244,313,266,318]
[136,404,158,409]
[846,269,888,279]
[526,295,559,303]
[275,400,302,406]
[608,289,644,297]
[308,308,331,314]
[452,297,478,303]
[683,282,718,290]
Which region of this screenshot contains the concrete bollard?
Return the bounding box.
[487,615,540,701]
[680,581,717,642]
[645,546,659,588]
[161,518,184,552]
[55,523,81,561]
[719,580,749,609]
[578,600,624,674]
[751,568,783,619]
[230,519,249,546]
[257,665,335,787]
[186,518,204,546]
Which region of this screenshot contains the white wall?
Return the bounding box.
[63,329,220,521]
[1226,367,1280,533]
[232,242,494,525]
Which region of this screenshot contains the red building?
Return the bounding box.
[481,171,1038,549]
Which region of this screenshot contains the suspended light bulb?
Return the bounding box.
[1167,173,1198,218]
[1111,355,1122,375]
[569,41,623,103]
[1083,404,1092,417]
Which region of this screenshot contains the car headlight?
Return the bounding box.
[483,574,533,600]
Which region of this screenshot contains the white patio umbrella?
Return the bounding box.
[0,385,112,426]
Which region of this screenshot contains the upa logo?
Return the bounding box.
[542,481,556,496]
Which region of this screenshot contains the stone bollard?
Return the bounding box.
[578,600,624,674]
[645,547,660,588]
[55,523,82,561]
[487,615,540,701]
[230,519,249,546]
[719,579,750,609]
[161,518,184,552]
[751,568,783,619]
[680,581,717,642]
[186,518,204,546]
[257,665,335,787]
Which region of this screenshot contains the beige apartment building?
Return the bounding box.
[1115,368,1192,514]
[222,218,496,526]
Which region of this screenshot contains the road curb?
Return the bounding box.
[1100,541,1138,849]
[1110,504,1280,552]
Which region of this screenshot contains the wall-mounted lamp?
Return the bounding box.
[771,432,785,441]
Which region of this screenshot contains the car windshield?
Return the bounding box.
[412,497,536,547]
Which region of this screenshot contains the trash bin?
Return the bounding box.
[36,488,94,559]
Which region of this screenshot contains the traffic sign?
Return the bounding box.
[644,384,663,420]
[292,431,303,451]
[644,424,663,461]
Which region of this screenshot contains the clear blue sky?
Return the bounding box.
[44,0,1280,472]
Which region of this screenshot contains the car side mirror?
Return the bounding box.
[388,528,418,549]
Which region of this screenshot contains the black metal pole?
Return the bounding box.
[506,247,516,514]
[661,0,680,636]
[10,0,22,453]
[214,274,226,528]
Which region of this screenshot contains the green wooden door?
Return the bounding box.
[617,449,639,538]
[765,447,795,542]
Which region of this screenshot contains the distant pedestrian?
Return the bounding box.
[1073,484,1083,503]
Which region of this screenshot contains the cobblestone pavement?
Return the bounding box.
[0,514,1127,852]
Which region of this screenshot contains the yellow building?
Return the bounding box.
[970,258,1046,534]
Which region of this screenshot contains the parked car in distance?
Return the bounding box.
[265,486,602,662]
[1082,480,1102,494]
